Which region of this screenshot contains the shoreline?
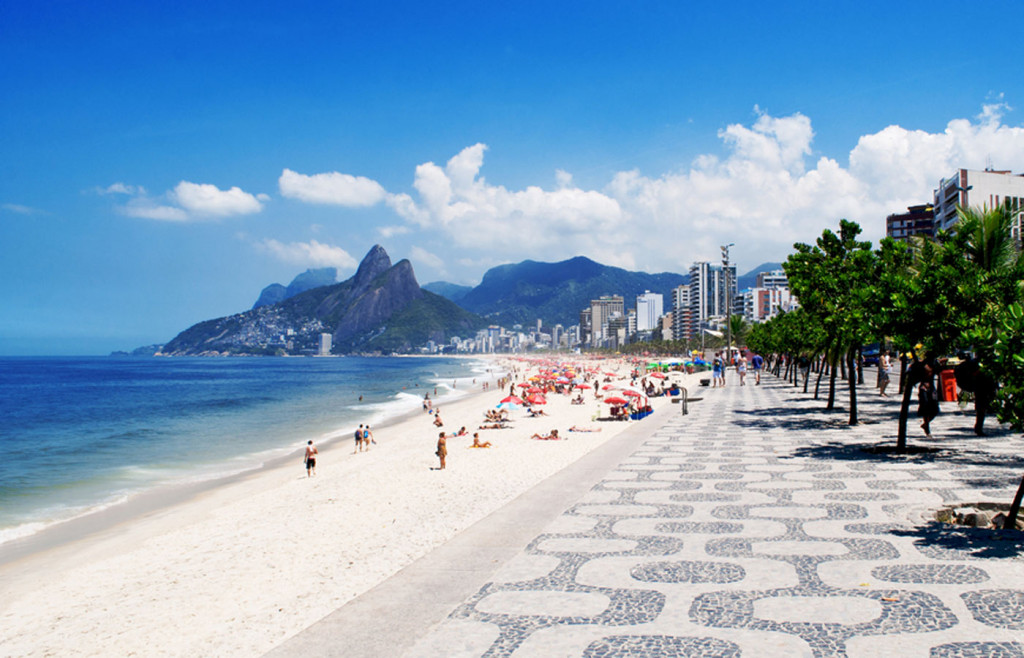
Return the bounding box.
[0,356,499,565]
[0,355,696,656]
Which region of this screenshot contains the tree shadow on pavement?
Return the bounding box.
[889,521,1024,560]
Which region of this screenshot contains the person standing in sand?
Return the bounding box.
[354,424,364,453]
[435,431,447,469]
[304,440,318,477]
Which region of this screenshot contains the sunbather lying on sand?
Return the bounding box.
[530,429,560,440]
[479,423,506,430]
[568,426,601,432]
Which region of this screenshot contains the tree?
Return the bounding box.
[785,220,877,424]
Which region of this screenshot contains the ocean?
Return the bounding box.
[0,355,491,546]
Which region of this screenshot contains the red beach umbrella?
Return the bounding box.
[621,390,642,397]
[500,395,525,405]
[527,394,547,405]
[649,372,667,379]
[603,397,628,405]
[574,384,591,390]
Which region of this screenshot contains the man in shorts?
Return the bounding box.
[355,424,364,453]
[304,440,318,477]
[751,353,764,385]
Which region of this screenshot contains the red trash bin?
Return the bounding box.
[939,368,958,402]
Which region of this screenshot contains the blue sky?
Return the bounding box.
[3,1,1024,355]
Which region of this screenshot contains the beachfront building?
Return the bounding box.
[671,284,691,342]
[886,204,935,240]
[317,333,332,356]
[687,262,736,340]
[933,168,1024,234]
[659,312,674,342]
[741,287,795,323]
[635,290,663,332]
[756,269,788,289]
[589,295,624,348]
[578,308,592,347]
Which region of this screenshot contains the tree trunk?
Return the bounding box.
[1006,473,1024,531]
[897,368,915,452]
[857,347,864,385]
[847,349,858,425]
[803,353,815,394]
[827,356,837,411]
[898,355,908,395]
[814,360,825,400]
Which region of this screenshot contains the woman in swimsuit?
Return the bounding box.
[436,431,448,469]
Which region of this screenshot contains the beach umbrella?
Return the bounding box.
[526,394,546,405]
[602,384,616,390]
[496,401,521,411]
[621,390,642,397]
[500,395,524,405]
[649,372,667,379]
[573,383,591,390]
[603,397,628,405]
[517,382,532,388]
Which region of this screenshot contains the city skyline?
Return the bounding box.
[3,1,1024,355]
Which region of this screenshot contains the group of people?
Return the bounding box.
[711,351,764,387]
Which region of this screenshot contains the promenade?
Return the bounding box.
[274,373,1024,657]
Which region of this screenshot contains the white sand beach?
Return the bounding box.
[0,355,695,656]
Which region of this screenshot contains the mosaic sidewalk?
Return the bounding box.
[407,376,1024,658]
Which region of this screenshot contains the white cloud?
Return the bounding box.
[377,224,411,238]
[259,239,358,269]
[96,183,145,195]
[274,101,1024,274]
[409,246,446,274]
[278,168,387,206]
[1,203,43,215]
[171,181,265,217]
[108,181,265,221]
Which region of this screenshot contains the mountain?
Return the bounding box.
[253,267,338,309]
[422,281,473,303]
[736,262,784,290]
[161,246,486,355]
[455,256,687,328]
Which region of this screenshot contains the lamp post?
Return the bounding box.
[721,243,734,369]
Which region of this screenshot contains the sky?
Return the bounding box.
[3,1,1024,355]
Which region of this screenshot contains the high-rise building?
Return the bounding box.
[318,333,332,356]
[671,284,691,342]
[886,204,935,240]
[687,262,736,339]
[590,296,624,347]
[933,169,1024,233]
[635,290,663,332]
[755,269,789,289]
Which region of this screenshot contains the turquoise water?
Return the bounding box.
[0,356,489,544]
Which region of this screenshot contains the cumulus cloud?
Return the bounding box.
[279,101,1024,273]
[279,168,387,206]
[258,239,358,269]
[409,245,445,272]
[108,181,265,221]
[171,181,265,217]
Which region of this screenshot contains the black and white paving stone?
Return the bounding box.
[408,376,1024,657]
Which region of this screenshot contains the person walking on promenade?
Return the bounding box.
[712,352,724,388]
[737,354,748,386]
[877,352,891,397]
[918,377,940,437]
[435,431,447,470]
[751,352,764,385]
[304,440,318,477]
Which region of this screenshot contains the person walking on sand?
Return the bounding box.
[304,440,318,477]
[365,424,376,445]
[354,424,364,453]
[435,431,447,469]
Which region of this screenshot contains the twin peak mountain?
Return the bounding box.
[160,246,484,356]
[160,245,716,355]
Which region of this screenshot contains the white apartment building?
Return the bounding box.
[933,168,1024,233]
[687,262,736,339]
[635,290,663,332]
